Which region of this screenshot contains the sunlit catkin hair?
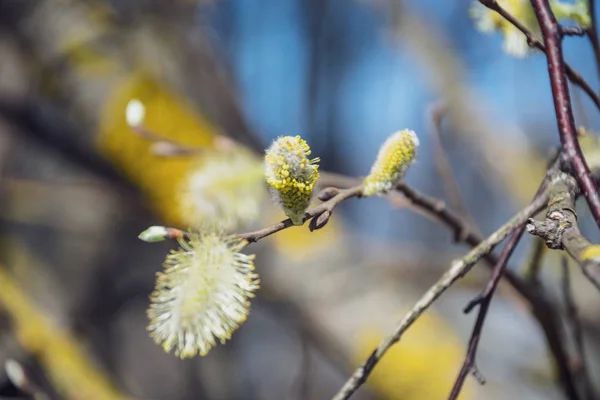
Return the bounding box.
[264,135,319,225]
[147,231,259,358]
[179,149,265,231]
[363,130,418,197]
[470,0,590,58]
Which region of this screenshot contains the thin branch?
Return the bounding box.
[561,26,586,37]
[561,257,596,400]
[281,172,577,399]
[524,237,547,283]
[331,186,550,400]
[130,124,237,157]
[448,230,523,399]
[478,0,600,110]
[238,185,363,243]
[164,185,363,245]
[527,171,600,290]
[530,0,600,228]
[428,102,471,221]
[586,0,600,85]
[449,167,558,398]
[291,332,311,400]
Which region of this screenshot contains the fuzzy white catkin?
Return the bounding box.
[146,232,259,358]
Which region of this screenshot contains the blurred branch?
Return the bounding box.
[524,237,547,282]
[0,96,138,197]
[527,171,600,291]
[332,185,550,400]
[479,0,600,110]
[561,257,596,400]
[427,102,479,234]
[530,0,600,228]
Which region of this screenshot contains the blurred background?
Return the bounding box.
[0,0,599,399]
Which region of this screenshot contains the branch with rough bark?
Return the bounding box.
[527,171,600,291]
[332,186,550,400]
[530,0,600,227]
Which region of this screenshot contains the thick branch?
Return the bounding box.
[332,188,549,400]
[531,0,600,228]
[527,172,600,290]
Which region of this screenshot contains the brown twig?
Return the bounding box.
[478,0,600,110]
[526,171,600,290]
[428,102,471,221]
[524,237,547,283]
[298,173,577,399]
[332,187,550,400]
[130,124,238,157]
[164,185,363,245]
[561,257,597,400]
[530,0,600,228]
[448,231,521,399]
[399,176,581,399]
[238,185,363,243]
[586,0,600,85]
[449,178,551,400]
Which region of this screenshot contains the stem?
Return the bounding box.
[531,0,600,228]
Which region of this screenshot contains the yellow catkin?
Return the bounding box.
[264,136,319,225]
[363,130,418,196]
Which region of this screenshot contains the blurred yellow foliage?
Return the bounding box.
[98,74,217,224]
[0,265,128,400]
[355,311,472,400]
[270,206,342,262]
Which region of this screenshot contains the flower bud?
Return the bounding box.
[138,226,169,242]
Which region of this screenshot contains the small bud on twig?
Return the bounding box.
[317,187,340,201]
[309,210,332,231]
[139,226,170,242]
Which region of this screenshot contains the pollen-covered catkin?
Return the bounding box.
[363,130,418,197]
[264,136,320,225]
